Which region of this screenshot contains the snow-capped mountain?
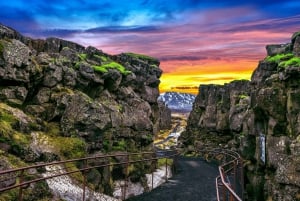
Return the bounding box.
[158,92,196,112]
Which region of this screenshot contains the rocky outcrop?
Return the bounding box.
[0,24,171,200]
[183,32,300,200]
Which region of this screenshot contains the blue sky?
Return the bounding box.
[1,0,300,93]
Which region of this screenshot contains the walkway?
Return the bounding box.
[127,157,218,201]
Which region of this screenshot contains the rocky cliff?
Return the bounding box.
[0,24,171,200]
[183,32,300,200]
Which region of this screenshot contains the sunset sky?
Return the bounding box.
[1,0,300,94]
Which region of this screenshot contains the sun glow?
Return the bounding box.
[159,59,256,94]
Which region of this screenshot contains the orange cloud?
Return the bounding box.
[159,59,256,94]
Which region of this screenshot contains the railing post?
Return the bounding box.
[18,170,24,201]
[233,160,237,192]
[222,184,227,201]
[240,158,244,201]
[82,159,87,201]
[123,153,129,200]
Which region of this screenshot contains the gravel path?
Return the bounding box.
[127,157,218,201]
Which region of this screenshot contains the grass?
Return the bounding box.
[92,61,131,75]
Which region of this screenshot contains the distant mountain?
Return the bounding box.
[158,92,196,112]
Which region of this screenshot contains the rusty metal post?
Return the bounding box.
[230,193,234,201]
[222,184,227,201]
[240,158,244,201]
[82,159,87,201]
[233,160,237,192]
[18,170,24,201]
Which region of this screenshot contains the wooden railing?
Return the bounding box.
[0,150,178,201]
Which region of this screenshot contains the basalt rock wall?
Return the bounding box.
[0,24,171,199]
[183,32,300,200]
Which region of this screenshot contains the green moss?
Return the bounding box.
[279,56,300,68]
[265,53,293,63]
[45,122,60,137]
[93,54,110,62]
[92,61,131,75]
[78,53,87,61]
[266,53,300,68]
[51,136,87,159]
[239,94,248,99]
[0,107,19,140]
[0,188,18,201]
[111,139,127,151]
[0,152,27,168]
[74,62,80,69]
[12,131,30,145]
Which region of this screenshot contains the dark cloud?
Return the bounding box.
[86,25,163,33]
[0,8,39,33]
[220,15,300,33]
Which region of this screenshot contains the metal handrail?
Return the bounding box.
[0,150,179,201]
[197,148,244,201]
